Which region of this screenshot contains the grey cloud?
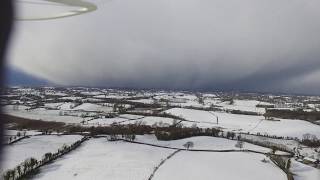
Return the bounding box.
[7,0,320,94]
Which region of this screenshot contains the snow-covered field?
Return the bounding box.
[165,108,320,139]
[32,138,174,180]
[3,105,89,124]
[218,100,272,114]
[84,115,176,127]
[152,151,286,180]
[1,135,83,174]
[134,135,288,154]
[73,103,113,112]
[121,116,175,127]
[128,98,155,104]
[29,137,292,180]
[118,114,144,119]
[2,88,320,180]
[291,159,320,180]
[59,96,83,101]
[4,129,42,136]
[84,117,129,126]
[5,103,320,140]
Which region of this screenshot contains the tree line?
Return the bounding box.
[2,136,88,180]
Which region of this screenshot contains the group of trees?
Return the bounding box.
[235,140,244,149]
[6,131,27,144]
[264,109,320,122]
[243,131,299,142]
[225,132,237,140]
[301,133,320,147]
[80,123,153,138]
[2,137,88,180]
[153,126,293,154]
[227,109,259,116]
[155,127,221,141]
[3,157,38,180]
[109,129,136,141]
[40,130,55,135]
[196,94,204,105]
[239,136,292,154]
[256,104,275,108]
[229,98,234,105]
[113,103,126,113]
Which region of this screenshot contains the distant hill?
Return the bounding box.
[4,66,51,86]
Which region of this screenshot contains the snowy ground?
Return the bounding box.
[118,114,144,119]
[73,103,113,112]
[84,117,129,126]
[84,115,176,127]
[128,98,155,104]
[241,134,320,159]
[121,116,175,127]
[32,138,174,180]
[30,137,291,180]
[4,129,42,136]
[135,135,288,155]
[291,159,320,180]
[1,135,83,174]
[165,108,320,139]
[152,151,287,180]
[3,105,90,124]
[218,100,273,114]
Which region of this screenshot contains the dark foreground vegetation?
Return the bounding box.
[3,114,66,131]
[3,136,89,180]
[6,113,319,152]
[264,109,320,122]
[269,155,294,180]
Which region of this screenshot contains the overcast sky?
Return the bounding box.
[7,0,320,94]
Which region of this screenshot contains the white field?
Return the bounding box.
[128,98,155,104]
[4,130,42,137]
[218,100,272,114]
[83,114,144,126]
[32,138,174,180]
[1,135,83,174]
[45,92,67,97]
[85,115,175,127]
[135,135,288,155]
[171,101,206,108]
[59,96,83,101]
[152,151,287,180]
[31,138,289,180]
[59,102,77,110]
[3,105,90,124]
[93,94,129,99]
[44,103,64,109]
[291,159,320,180]
[73,103,113,112]
[84,117,128,126]
[118,114,144,119]
[121,116,175,127]
[82,98,104,102]
[241,134,320,158]
[80,91,103,96]
[165,108,320,139]
[44,102,76,110]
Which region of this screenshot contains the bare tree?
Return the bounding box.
[183,141,194,150]
[16,165,22,177]
[235,140,244,149]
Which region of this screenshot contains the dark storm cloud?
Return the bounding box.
[213,58,320,93]
[8,0,320,94]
